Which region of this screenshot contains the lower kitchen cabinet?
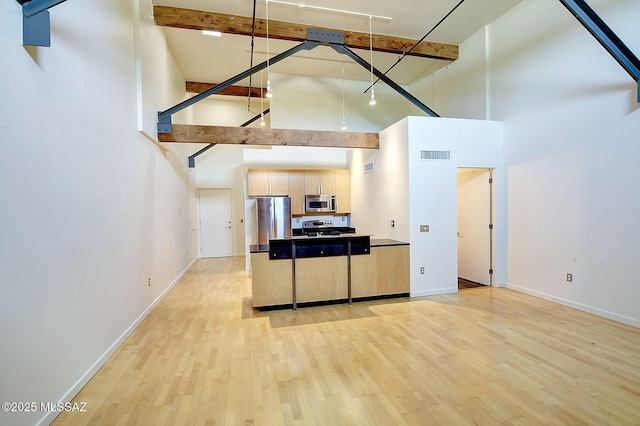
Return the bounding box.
[251,253,292,307]
[376,246,410,295]
[250,241,409,308]
[351,246,410,298]
[351,251,378,298]
[296,256,348,303]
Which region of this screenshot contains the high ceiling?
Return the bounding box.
[154,0,522,86]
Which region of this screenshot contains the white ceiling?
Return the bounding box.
[155,0,522,85]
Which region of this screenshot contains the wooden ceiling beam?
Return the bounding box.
[158,125,379,149]
[186,81,265,97]
[153,6,458,61]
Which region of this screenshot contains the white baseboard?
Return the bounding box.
[38,256,198,426]
[410,287,458,297]
[506,283,640,328]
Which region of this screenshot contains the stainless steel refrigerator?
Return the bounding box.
[256,197,292,245]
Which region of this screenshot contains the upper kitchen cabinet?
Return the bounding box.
[247,168,351,214]
[304,170,336,195]
[335,170,351,214]
[288,170,306,215]
[247,169,289,196]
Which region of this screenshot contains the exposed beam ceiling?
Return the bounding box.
[153,6,458,61]
[186,81,265,97]
[156,0,523,84]
[157,125,379,149]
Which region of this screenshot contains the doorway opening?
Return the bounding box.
[457,168,494,289]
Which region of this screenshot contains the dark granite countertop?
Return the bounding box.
[249,237,408,253]
[249,244,270,253]
[370,239,410,247]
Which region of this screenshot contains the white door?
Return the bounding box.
[199,188,233,258]
[457,168,492,285]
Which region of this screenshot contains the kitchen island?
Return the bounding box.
[250,235,409,309]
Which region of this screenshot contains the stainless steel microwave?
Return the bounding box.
[305,194,336,213]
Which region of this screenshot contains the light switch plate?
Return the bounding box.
[420,225,429,232]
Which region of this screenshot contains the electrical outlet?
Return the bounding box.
[420,225,429,232]
[148,278,151,286]
[566,273,573,282]
[391,220,395,227]
[420,267,425,274]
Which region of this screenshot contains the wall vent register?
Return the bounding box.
[364,162,375,173]
[421,150,451,161]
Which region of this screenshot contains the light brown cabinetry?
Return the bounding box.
[376,246,410,295]
[247,169,289,196]
[304,170,336,195]
[248,168,351,214]
[296,257,348,303]
[287,170,306,215]
[304,169,350,213]
[351,251,378,298]
[351,246,410,298]
[334,169,351,214]
[251,253,292,307]
[251,244,409,308]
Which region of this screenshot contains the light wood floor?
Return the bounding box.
[54,257,640,425]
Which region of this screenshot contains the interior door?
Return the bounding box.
[199,188,233,258]
[457,168,491,285]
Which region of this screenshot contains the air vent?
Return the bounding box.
[364,162,375,173]
[421,150,451,161]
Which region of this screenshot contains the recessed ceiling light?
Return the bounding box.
[202,30,222,37]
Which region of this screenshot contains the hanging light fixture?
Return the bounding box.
[368,15,376,106]
[341,63,347,130]
[260,61,266,126]
[265,0,273,99]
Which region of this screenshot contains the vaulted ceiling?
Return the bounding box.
[153,0,522,86]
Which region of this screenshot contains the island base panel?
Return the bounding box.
[251,253,293,307]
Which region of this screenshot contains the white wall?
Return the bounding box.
[490,0,640,326]
[269,73,418,132]
[184,90,270,257]
[192,96,271,128]
[407,117,504,296]
[349,120,411,241]
[433,27,489,120]
[195,145,248,257]
[409,0,640,326]
[0,2,195,425]
[349,117,504,296]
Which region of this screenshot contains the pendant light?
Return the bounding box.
[368,15,376,106]
[265,0,273,99]
[260,61,266,126]
[341,63,347,130]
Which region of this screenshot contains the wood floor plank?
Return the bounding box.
[53,256,640,425]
